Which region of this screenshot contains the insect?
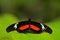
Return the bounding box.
[6,19,52,34]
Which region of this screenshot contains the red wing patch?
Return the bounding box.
[30,25,40,31]
[19,25,29,31]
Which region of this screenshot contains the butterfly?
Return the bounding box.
[6,19,52,34]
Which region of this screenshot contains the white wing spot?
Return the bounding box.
[41,23,45,30]
[14,23,18,29]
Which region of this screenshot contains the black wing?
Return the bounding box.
[44,24,52,34]
[6,24,15,32]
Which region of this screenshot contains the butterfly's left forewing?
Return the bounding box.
[19,24,29,31]
[6,24,15,32]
